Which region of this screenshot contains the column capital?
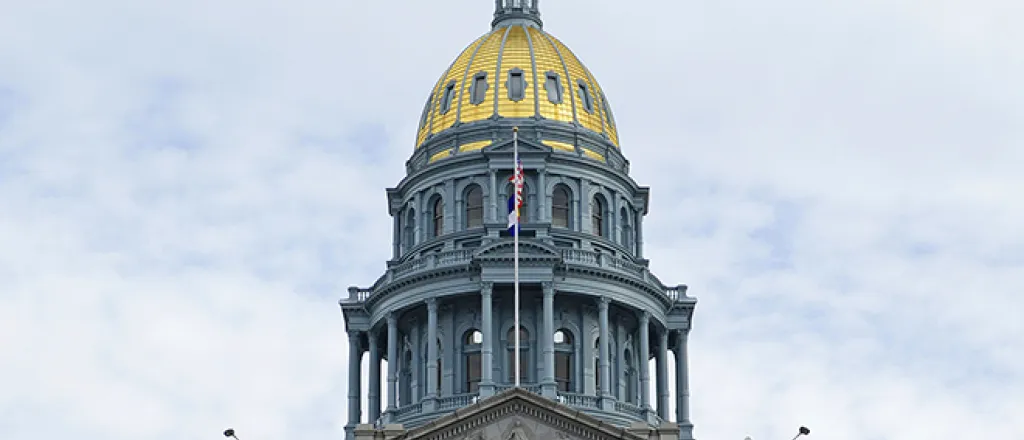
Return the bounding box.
[348,330,363,342]
[541,281,555,295]
[387,312,397,326]
[480,281,494,295]
[426,297,438,310]
[639,310,650,324]
[597,296,610,309]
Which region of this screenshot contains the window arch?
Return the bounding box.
[430,196,444,238]
[591,195,606,237]
[465,185,483,229]
[464,329,483,393]
[506,326,529,382]
[554,329,574,392]
[552,184,571,228]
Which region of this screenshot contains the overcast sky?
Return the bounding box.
[1,1,1022,440]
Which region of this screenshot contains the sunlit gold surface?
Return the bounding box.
[581,148,605,162]
[542,140,575,152]
[415,24,620,150]
[429,149,454,163]
[417,34,489,147]
[458,140,492,153]
[496,26,534,118]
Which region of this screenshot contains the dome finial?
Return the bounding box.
[492,0,542,29]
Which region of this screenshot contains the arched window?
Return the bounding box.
[506,326,529,382]
[554,329,574,392]
[552,185,571,228]
[465,185,483,229]
[591,195,605,237]
[464,330,483,393]
[404,208,416,251]
[431,197,444,237]
[506,182,528,223]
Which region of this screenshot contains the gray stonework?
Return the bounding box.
[340,2,697,440]
[353,389,680,440]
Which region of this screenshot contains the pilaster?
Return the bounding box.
[657,327,670,419]
[367,329,381,424]
[386,313,398,414]
[541,281,556,397]
[639,311,651,411]
[424,298,438,411]
[597,296,614,410]
[480,282,495,397]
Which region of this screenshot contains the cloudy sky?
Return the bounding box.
[1,1,1021,440]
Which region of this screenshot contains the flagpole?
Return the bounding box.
[512,126,521,388]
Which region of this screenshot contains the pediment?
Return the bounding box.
[483,138,551,155]
[400,389,644,440]
[475,240,562,260]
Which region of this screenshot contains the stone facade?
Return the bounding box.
[353,389,680,440]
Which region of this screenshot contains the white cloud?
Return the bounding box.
[1,1,1021,440]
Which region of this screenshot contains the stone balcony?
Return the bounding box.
[380,386,663,430]
[343,243,692,307]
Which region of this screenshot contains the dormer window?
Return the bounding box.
[440,81,456,114]
[507,68,526,102]
[544,72,563,104]
[577,80,593,113]
[470,72,488,105]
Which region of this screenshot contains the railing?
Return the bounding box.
[392,402,422,418]
[436,393,478,411]
[615,401,644,418]
[346,245,687,304]
[665,284,688,302]
[556,391,600,409]
[524,384,542,395]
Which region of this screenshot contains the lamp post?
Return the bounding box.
[790,426,811,440]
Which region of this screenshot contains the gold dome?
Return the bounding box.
[415,22,619,151]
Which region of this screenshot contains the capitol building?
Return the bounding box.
[339,2,697,440]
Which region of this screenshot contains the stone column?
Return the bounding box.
[598,297,611,403]
[657,328,670,419]
[411,194,419,244]
[538,169,547,222]
[425,298,439,408]
[488,170,497,223]
[674,329,694,440]
[581,179,591,233]
[635,208,644,258]
[480,282,495,397]
[347,331,363,427]
[392,214,400,259]
[639,311,651,410]
[386,313,398,412]
[541,282,556,397]
[367,330,381,424]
